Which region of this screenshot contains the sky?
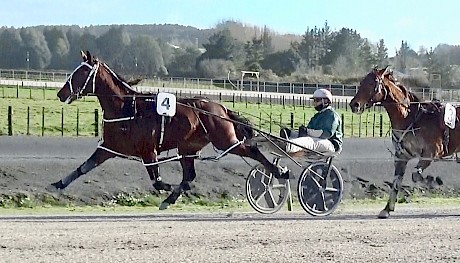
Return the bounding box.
[1,0,459,56]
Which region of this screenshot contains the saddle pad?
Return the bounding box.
[444,103,456,129]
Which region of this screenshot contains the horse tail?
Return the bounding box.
[227,110,255,140]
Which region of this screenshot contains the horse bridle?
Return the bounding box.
[368,73,388,107]
[65,61,100,102]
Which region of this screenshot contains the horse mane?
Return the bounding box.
[99,62,140,95]
[383,70,445,114]
[384,71,422,103]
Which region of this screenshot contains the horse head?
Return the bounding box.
[350,66,413,115]
[57,50,100,104]
[349,66,389,114]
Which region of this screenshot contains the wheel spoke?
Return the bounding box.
[266,189,278,207]
[255,190,268,204]
[309,169,325,181]
[320,192,328,211]
[272,183,287,189]
[324,187,339,192]
[310,176,322,188]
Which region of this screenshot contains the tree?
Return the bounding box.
[96,26,130,71]
[422,47,441,75]
[262,47,300,76]
[395,41,411,73]
[0,29,23,68]
[261,25,274,56]
[19,28,51,69]
[324,28,364,76]
[376,39,389,67]
[198,29,244,69]
[43,27,70,69]
[360,39,377,71]
[244,38,264,71]
[123,35,166,77]
[64,29,99,70]
[167,47,202,77]
[197,59,235,78]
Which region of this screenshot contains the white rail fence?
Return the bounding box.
[1,68,459,102]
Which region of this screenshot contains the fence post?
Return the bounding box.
[290,112,294,129]
[61,107,64,136]
[27,106,30,135]
[341,114,345,138]
[358,114,362,138]
[7,106,12,136]
[269,113,272,133]
[259,112,262,129]
[365,113,369,137]
[94,109,99,137]
[372,113,376,137]
[379,114,383,137]
[41,107,45,136]
[350,114,354,137]
[76,108,79,136]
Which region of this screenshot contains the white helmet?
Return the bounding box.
[312,88,333,102]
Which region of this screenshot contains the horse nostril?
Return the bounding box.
[350,102,359,109]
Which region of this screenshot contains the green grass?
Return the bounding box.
[1,194,460,215]
[0,85,392,137]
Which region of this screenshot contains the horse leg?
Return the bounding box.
[145,164,172,192]
[378,159,408,219]
[412,158,443,187]
[230,143,284,178]
[46,148,114,191]
[412,159,432,183]
[159,155,196,210]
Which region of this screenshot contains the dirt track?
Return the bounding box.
[1,206,460,263]
[1,137,460,262]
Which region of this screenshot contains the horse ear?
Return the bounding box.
[86,50,92,62]
[378,65,389,76]
[80,50,87,61]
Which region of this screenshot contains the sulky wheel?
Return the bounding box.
[297,162,343,216]
[246,164,290,214]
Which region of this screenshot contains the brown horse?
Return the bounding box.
[349,66,460,218]
[48,50,283,209]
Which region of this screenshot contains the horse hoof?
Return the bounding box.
[377,210,390,219]
[153,181,172,192]
[435,176,443,185]
[159,202,170,210]
[45,181,63,193]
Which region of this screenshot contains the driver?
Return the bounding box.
[280,88,343,154]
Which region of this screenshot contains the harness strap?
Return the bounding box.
[97,143,142,162]
[189,102,208,134]
[444,129,450,155]
[159,116,166,147]
[391,104,424,158]
[200,139,245,161]
[103,116,135,122]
